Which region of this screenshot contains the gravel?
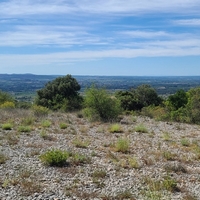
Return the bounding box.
[0,110,200,199]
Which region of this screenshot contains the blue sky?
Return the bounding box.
[0,0,200,76]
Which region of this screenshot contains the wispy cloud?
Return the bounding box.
[173,19,200,26]
[0,0,200,17]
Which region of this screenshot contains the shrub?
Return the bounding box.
[39,149,69,167]
[2,123,13,130]
[32,105,49,117]
[72,138,89,148]
[0,101,15,109]
[181,138,190,147]
[18,126,31,133]
[41,120,51,128]
[135,124,148,133]
[84,85,122,121]
[92,170,107,179]
[115,137,130,153]
[0,90,14,105]
[70,153,91,165]
[109,124,123,133]
[21,116,35,126]
[0,152,8,164]
[59,123,68,129]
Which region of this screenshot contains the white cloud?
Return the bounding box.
[0,0,200,17]
[173,19,200,26]
[0,40,200,68]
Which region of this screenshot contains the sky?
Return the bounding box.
[0,0,200,76]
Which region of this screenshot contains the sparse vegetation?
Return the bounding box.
[115,137,130,153]
[18,126,31,133]
[2,123,13,130]
[39,149,69,167]
[0,152,8,164]
[109,124,123,133]
[1,80,200,199]
[41,119,51,128]
[135,124,148,133]
[59,122,68,129]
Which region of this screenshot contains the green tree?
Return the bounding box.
[83,85,122,121]
[134,84,162,108]
[116,84,162,111]
[35,75,82,111]
[166,89,188,111]
[186,87,200,123]
[0,90,14,105]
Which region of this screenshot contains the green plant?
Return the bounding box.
[39,149,69,166]
[0,101,15,109]
[92,170,107,179]
[32,105,49,117]
[128,157,140,169]
[2,123,13,130]
[162,132,171,141]
[35,74,82,111]
[21,116,35,126]
[181,138,190,146]
[0,152,7,164]
[0,90,15,105]
[162,175,178,192]
[41,119,51,128]
[70,153,91,165]
[84,85,122,121]
[115,137,130,153]
[18,126,31,133]
[109,124,123,133]
[72,138,89,148]
[135,124,148,133]
[162,151,175,161]
[40,129,49,140]
[59,122,68,129]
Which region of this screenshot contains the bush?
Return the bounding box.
[32,105,49,117]
[59,123,68,129]
[115,137,130,153]
[2,123,13,130]
[109,124,123,133]
[39,149,69,167]
[18,126,31,133]
[35,74,83,111]
[84,85,122,121]
[116,85,162,111]
[135,124,148,133]
[0,101,15,109]
[0,90,14,105]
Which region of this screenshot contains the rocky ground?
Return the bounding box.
[0,109,200,200]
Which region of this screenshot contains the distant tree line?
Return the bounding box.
[1,74,200,124]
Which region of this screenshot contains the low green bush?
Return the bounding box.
[109,124,123,133]
[115,137,130,153]
[0,101,15,109]
[18,126,31,133]
[135,124,148,133]
[39,149,69,167]
[2,123,13,130]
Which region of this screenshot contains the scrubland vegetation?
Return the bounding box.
[0,74,200,199]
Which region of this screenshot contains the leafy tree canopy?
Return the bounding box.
[35,74,82,111]
[116,84,162,111]
[0,90,14,105]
